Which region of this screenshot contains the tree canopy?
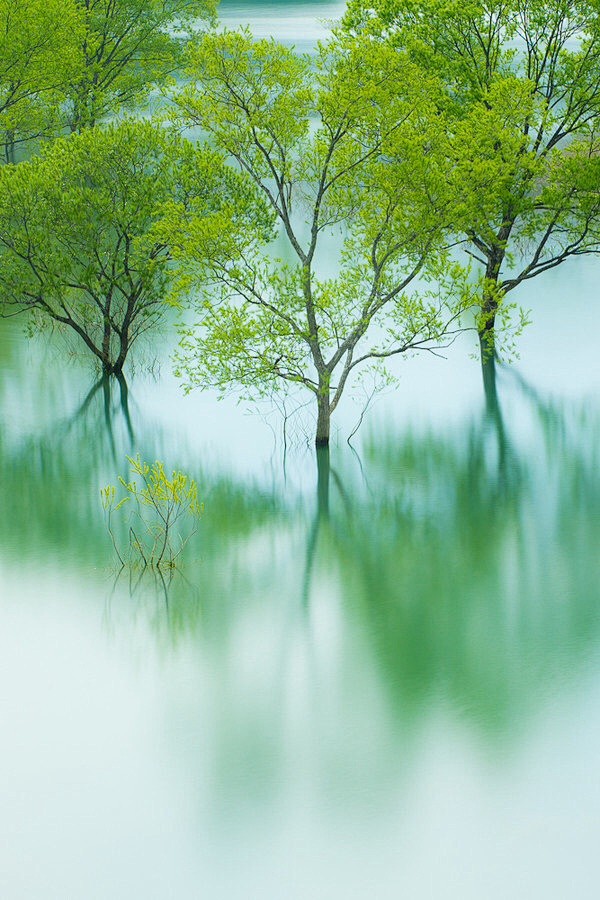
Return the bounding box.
[166,31,468,445]
[0,0,83,161]
[66,0,217,131]
[343,0,600,365]
[0,121,259,375]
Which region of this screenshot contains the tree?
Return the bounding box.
[0,0,83,161]
[0,120,258,376]
[66,0,216,131]
[166,31,467,447]
[343,0,600,381]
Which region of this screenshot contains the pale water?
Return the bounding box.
[1,3,600,898]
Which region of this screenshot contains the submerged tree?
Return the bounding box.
[343,0,600,381]
[0,120,261,375]
[66,0,217,131]
[0,0,83,161]
[167,32,468,446]
[102,455,203,570]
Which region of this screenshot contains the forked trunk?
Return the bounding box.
[101,359,124,377]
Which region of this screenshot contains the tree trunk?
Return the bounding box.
[315,390,331,447]
[478,223,512,366]
[113,331,129,376]
[101,314,113,375]
[478,312,496,360]
[481,350,499,416]
[478,268,500,359]
[316,444,330,519]
[101,358,127,377]
[478,261,502,407]
[4,132,15,165]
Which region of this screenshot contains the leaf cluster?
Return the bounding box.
[102,454,203,569]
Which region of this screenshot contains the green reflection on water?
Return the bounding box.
[331,380,600,735]
[1,321,599,753]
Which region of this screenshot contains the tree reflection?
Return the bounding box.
[1,340,600,787]
[0,362,287,611]
[169,376,600,820]
[325,371,600,734]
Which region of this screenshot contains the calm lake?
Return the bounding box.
[2,3,600,898]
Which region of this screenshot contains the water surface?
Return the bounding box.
[1,3,600,899]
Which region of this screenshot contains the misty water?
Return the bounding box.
[2,3,600,899]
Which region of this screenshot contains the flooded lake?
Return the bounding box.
[1,2,600,898]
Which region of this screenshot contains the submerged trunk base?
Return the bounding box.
[316,445,330,519]
[315,395,331,448]
[102,361,124,377]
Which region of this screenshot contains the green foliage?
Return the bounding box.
[156,146,276,288]
[0,0,84,159]
[101,455,203,569]
[168,31,470,442]
[0,121,177,372]
[0,120,250,374]
[343,0,600,356]
[67,0,216,130]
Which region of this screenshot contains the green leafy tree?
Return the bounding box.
[343,0,600,377]
[0,120,259,375]
[67,0,217,131]
[167,31,467,446]
[0,0,84,161]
